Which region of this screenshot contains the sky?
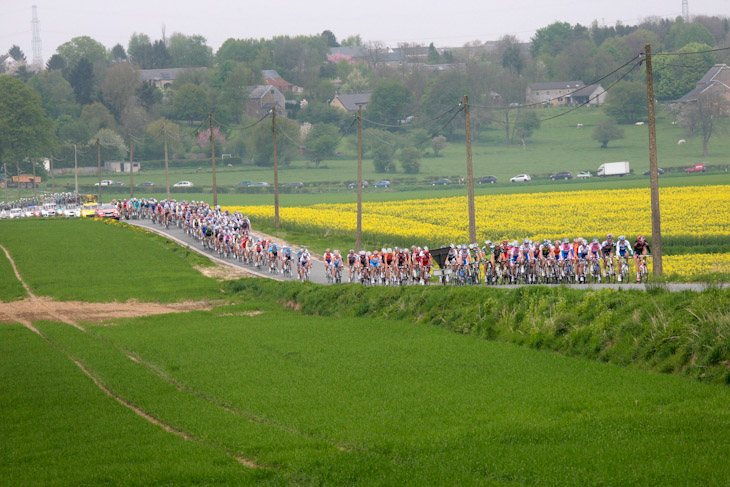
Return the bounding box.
[1,0,729,64]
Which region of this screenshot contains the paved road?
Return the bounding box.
[129,219,726,292]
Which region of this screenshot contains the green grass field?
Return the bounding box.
[2,218,730,485]
[0,246,27,301]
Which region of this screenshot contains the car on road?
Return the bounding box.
[642,168,665,175]
[685,163,706,173]
[95,204,120,219]
[94,180,114,186]
[432,178,451,186]
[510,174,531,182]
[374,180,391,188]
[234,180,253,187]
[109,181,124,186]
[9,208,24,219]
[282,182,304,188]
[247,182,270,188]
[137,181,155,187]
[63,205,81,217]
[173,181,194,187]
[81,202,99,217]
[550,171,573,180]
[477,175,497,184]
[577,171,592,179]
[347,180,369,188]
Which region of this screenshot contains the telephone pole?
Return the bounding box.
[31,160,37,198]
[210,111,217,207]
[3,164,8,204]
[16,163,21,201]
[97,138,101,202]
[50,152,55,192]
[164,123,170,200]
[128,133,134,199]
[272,108,280,228]
[464,95,477,244]
[74,144,78,196]
[644,44,663,276]
[356,106,363,251]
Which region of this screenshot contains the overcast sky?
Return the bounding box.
[2,0,729,63]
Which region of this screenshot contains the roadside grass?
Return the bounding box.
[229,279,730,385]
[0,219,222,302]
[42,300,730,486]
[0,247,27,302]
[0,324,282,486]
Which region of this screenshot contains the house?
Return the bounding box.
[262,69,303,94]
[675,64,730,103]
[244,85,286,119]
[138,67,208,89]
[330,93,371,112]
[567,84,607,106]
[526,81,584,106]
[327,46,370,64]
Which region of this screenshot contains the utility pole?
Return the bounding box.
[97,138,101,202]
[356,107,363,251]
[31,160,37,198]
[16,163,21,201]
[272,108,280,229]
[50,151,55,191]
[644,44,663,276]
[128,133,134,199]
[210,111,217,207]
[464,95,477,244]
[3,164,7,204]
[163,122,170,200]
[74,144,78,196]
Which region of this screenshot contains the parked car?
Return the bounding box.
[109,181,124,186]
[685,163,706,173]
[248,182,270,188]
[234,180,252,187]
[94,180,114,187]
[477,176,497,184]
[137,181,155,187]
[283,182,304,188]
[432,178,451,186]
[347,180,369,188]
[642,168,665,175]
[550,171,573,180]
[95,204,119,219]
[510,174,531,182]
[577,171,592,179]
[374,180,391,188]
[173,181,194,187]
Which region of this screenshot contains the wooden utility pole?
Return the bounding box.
[210,111,218,207]
[73,144,78,196]
[3,164,8,204]
[272,108,280,229]
[31,161,37,198]
[356,107,363,251]
[97,138,101,202]
[644,44,663,275]
[128,133,134,199]
[50,152,55,191]
[16,163,21,201]
[464,95,477,244]
[164,123,170,200]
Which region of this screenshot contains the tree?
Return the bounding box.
[68,58,95,104]
[252,116,300,166]
[398,146,421,174]
[530,22,578,58]
[90,128,127,160]
[427,43,440,64]
[592,118,625,148]
[654,43,716,100]
[56,36,107,68]
[27,70,80,119]
[431,135,448,156]
[340,68,369,94]
[0,76,56,170]
[513,110,541,148]
[665,18,716,51]
[604,81,647,123]
[150,40,172,69]
[8,45,26,62]
[498,35,523,74]
[304,123,339,167]
[297,101,343,125]
[372,144,396,173]
[101,62,140,119]
[45,54,66,71]
[81,102,116,133]
[172,83,209,123]
[168,33,213,67]
[365,80,412,127]
[679,92,730,156]
[321,30,339,48]
[110,44,127,61]
[340,35,362,47]
[136,82,162,111]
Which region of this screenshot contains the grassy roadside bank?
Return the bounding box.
[228,279,730,385]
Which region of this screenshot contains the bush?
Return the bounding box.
[399,147,421,174]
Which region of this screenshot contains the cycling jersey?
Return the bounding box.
[601,240,615,256]
[616,241,633,257]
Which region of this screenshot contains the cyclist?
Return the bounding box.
[281,245,293,275]
[323,248,333,280]
[601,234,616,278]
[576,238,589,282]
[633,235,651,282]
[299,248,311,281]
[616,235,634,282]
[420,247,432,284]
[347,249,357,281]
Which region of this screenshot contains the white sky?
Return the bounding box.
[1,0,729,64]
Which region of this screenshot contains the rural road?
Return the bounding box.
[129,219,726,292]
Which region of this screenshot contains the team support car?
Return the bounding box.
[95,204,120,219]
[247,182,270,187]
[477,176,497,184]
[234,180,252,187]
[173,181,194,187]
[642,168,665,175]
[550,171,573,180]
[63,205,81,217]
[137,181,155,187]
[432,178,451,186]
[81,202,99,217]
[94,180,114,186]
[374,180,391,188]
[577,171,592,179]
[685,163,706,173]
[347,180,369,188]
[510,174,531,182]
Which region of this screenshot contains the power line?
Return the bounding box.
[653,45,730,56]
[213,111,271,132]
[360,103,462,129]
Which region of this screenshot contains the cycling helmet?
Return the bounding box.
[638,235,645,242]
[607,233,613,240]
[592,238,599,243]
[326,248,331,253]
[485,240,492,246]
[562,238,569,243]
[349,249,354,253]
[618,235,625,241]
[424,246,429,251]
[387,248,392,253]
[523,238,529,244]
[450,243,455,249]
